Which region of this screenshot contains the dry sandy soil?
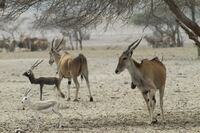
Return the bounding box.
[0,46,200,133]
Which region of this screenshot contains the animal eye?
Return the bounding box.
[27,71,30,74]
[123,57,127,60]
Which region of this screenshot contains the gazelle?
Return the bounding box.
[115,38,166,124]
[22,88,63,130]
[23,60,65,100]
[49,38,93,102]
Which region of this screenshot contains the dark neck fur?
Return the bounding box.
[27,74,39,84]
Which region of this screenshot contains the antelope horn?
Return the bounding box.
[33,60,43,68]
[130,37,143,51]
[127,39,139,51]
[25,88,31,96]
[31,60,39,70]
[51,39,55,49]
[55,37,64,50]
[56,47,63,52]
[31,60,44,70]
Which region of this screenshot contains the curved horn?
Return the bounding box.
[33,60,43,68]
[31,60,44,70]
[130,37,143,51]
[127,39,139,51]
[31,60,39,70]
[55,37,64,50]
[56,47,63,52]
[51,39,55,49]
[25,88,31,96]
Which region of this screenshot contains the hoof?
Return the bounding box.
[151,118,158,124]
[60,93,65,99]
[90,97,93,102]
[58,124,64,128]
[157,113,161,116]
[131,82,136,89]
[67,98,71,101]
[73,99,79,102]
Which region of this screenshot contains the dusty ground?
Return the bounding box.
[0,47,200,133]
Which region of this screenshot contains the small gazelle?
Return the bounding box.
[115,38,166,124]
[22,88,63,130]
[23,60,65,100]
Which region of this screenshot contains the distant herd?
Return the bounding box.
[21,37,166,130]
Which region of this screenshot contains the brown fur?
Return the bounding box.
[134,58,166,90]
[49,39,93,102]
[58,53,88,78]
[115,38,166,123]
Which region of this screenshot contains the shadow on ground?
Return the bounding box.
[1,110,200,132]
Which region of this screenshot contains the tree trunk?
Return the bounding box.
[163,0,200,36]
[73,30,79,50]
[189,0,200,57]
[78,30,83,50]
[175,24,183,47]
[75,40,78,50]
[163,0,200,47]
[171,27,177,47]
[0,0,5,9]
[68,33,74,50]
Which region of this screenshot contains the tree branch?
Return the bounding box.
[163,0,200,37]
[176,19,200,47]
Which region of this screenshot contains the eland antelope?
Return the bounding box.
[115,38,166,124]
[49,38,93,102]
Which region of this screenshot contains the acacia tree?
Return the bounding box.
[1,0,200,48]
[163,0,200,46]
[185,0,200,56]
[131,3,183,48]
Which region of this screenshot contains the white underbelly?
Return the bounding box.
[39,107,54,113]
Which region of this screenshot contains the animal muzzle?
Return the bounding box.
[22,72,26,76]
[131,82,136,89]
[49,60,53,65]
[115,63,123,74]
[115,69,120,74]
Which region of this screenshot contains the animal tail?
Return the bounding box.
[81,75,84,81]
[78,53,88,80]
[57,80,65,99]
[152,56,166,70]
[79,53,87,63]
